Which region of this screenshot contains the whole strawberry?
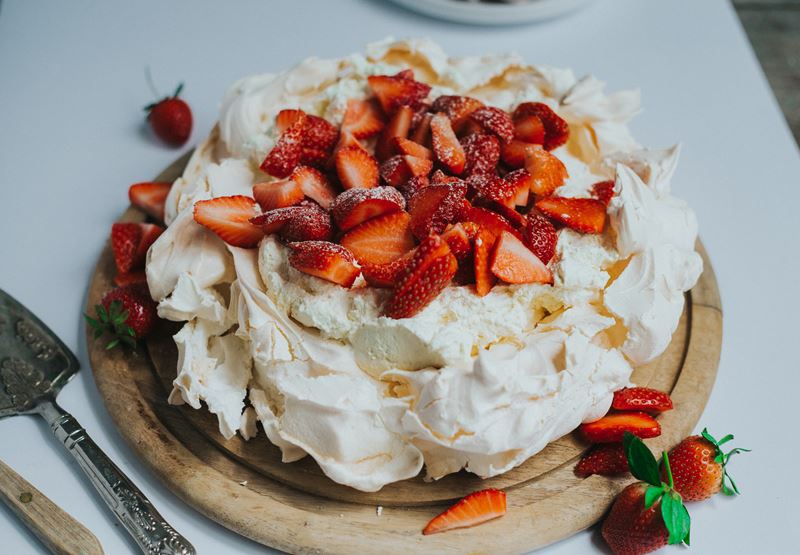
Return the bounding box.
[85,283,158,349]
[144,83,192,146]
[662,428,749,502]
[601,433,691,555]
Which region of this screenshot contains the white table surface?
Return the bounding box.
[1,0,798,553]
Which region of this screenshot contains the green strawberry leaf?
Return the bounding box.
[661,490,691,545]
[623,432,661,487]
[644,485,664,509]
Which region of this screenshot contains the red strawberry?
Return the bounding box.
[380,155,433,187]
[393,69,415,80]
[592,179,616,206]
[503,168,534,208]
[253,178,304,211]
[441,222,476,262]
[340,211,415,265]
[462,206,520,241]
[430,169,461,184]
[275,109,304,133]
[367,74,431,115]
[114,270,147,287]
[431,113,466,175]
[128,182,171,222]
[473,227,497,296]
[580,412,661,443]
[513,102,569,150]
[332,187,406,231]
[410,112,433,146]
[408,181,468,240]
[287,241,360,288]
[376,105,414,161]
[85,283,158,348]
[291,166,337,209]
[524,146,568,196]
[476,199,526,229]
[535,197,607,234]
[144,83,192,146]
[335,146,379,189]
[398,174,430,203]
[661,429,749,502]
[513,114,545,144]
[613,388,674,414]
[575,444,629,478]
[522,212,557,264]
[249,206,302,234]
[341,98,385,139]
[260,112,309,178]
[461,133,500,177]
[300,114,339,153]
[490,231,553,284]
[430,95,484,132]
[467,173,516,204]
[360,255,413,288]
[193,195,263,248]
[279,202,333,242]
[423,489,506,535]
[500,139,537,169]
[468,107,514,144]
[111,222,164,274]
[393,137,433,160]
[384,234,457,319]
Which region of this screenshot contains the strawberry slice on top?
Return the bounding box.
[431,112,466,175]
[535,196,607,234]
[513,102,570,151]
[253,178,304,211]
[591,179,615,206]
[524,146,568,196]
[430,95,484,132]
[332,187,406,231]
[408,181,469,240]
[473,227,497,297]
[423,489,506,535]
[376,104,414,161]
[194,195,264,248]
[522,211,557,264]
[260,112,309,178]
[379,154,433,187]
[340,210,415,266]
[490,231,553,285]
[335,146,379,189]
[111,222,164,274]
[461,133,500,178]
[291,165,337,209]
[468,106,515,144]
[287,241,360,288]
[129,182,172,222]
[341,98,385,139]
[367,73,431,115]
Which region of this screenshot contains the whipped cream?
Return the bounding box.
[146,38,702,492]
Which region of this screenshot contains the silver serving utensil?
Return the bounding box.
[0,288,195,555]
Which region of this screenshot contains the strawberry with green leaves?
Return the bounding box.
[85,283,158,349]
[602,433,691,555]
[144,83,192,146]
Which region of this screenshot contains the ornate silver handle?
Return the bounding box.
[36,399,196,555]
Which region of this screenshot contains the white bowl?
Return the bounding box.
[387,0,593,26]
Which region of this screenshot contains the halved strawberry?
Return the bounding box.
[408,181,468,240]
[513,102,569,151]
[430,169,461,185]
[575,444,629,478]
[524,146,568,196]
[441,222,476,262]
[431,112,466,175]
[128,182,171,222]
[462,206,521,241]
[279,202,332,242]
[490,231,553,284]
[380,154,433,187]
[260,112,308,178]
[114,270,147,287]
[301,114,339,153]
[410,112,433,146]
[340,211,415,265]
[253,179,304,211]
[332,187,406,231]
[468,107,514,144]
[591,180,615,206]
[535,197,606,234]
[250,206,300,234]
[291,166,337,209]
[384,234,457,319]
[361,259,410,288]
[423,489,506,535]
[522,211,557,264]
[473,227,496,296]
[287,241,360,288]
[376,105,414,161]
[394,69,415,80]
[335,146,379,189]
[612,387,674,414]
[461,133,500,178]
[430,95,484,132]
[513,114,545,144]
[193,195,264,248]
[503,168,534,208]
[111,222,164,274]
[580,412,661,443]
[467,173,516,204]
[474,199,527,229]
[393,136,433,160]
[341,98,385,139]
[367,74,431,115]
[500,139,537,169]
[275,109,304,134]
[398,174,430,203]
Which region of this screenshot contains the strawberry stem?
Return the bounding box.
[173,82,184,98]
[145,66,160,99]
[662,451,674,489]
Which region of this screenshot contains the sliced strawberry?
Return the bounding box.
[250,206,301,234]
[111,222,164,274]
[490,231,553,284]
[522,211,557,264]
[332,187,405,231]
[441,222,475,263]
[612,387,674,414]
[253,179,304,211]
[500,139,537,169]
[462,206,520,241]
[287,241,359,288]
[475,199,527,229]
[591,180,615,206]
[260,112,308,178]
[423,489,506,535]
[393,69,415,80]
[367,74,431,115]
[393,136,433,160]
[430,169,461,185]
[580,412,661,443]
[410,112,433,146]
[275,109,304,134]
[461,133,500,178]
[194,195,263,248]
[340,211,415,265]
[341,98,385,139]
[380,155,433,187]
[431,112,466,175]
[513,114,545,144]
[467,173,516,204]
[398,174,429,203]
[468,107,514,144]
[361,256,411,288]
[503,168,534,208]
[114,270,147,287]
[376,105,414,161]
[513,102,569,151]
[473,227,496,297]
[291,166,337,209]
[128,182,171,222]
[524,146,568,196]
[335,146,379,189]
[575,444,629,478]
[302,114,339,153]
[430,95,484,132]
[535,197,606,234]
[384,234,457,319]
[408,181,468,240]
[249,202,331,242]
[299,146,330,168]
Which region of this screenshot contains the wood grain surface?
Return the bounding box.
[84,153,722,554]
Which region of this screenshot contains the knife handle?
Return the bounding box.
[36,399,196,555]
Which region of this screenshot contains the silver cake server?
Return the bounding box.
[0,288,195,555]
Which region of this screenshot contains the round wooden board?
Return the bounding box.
[86,152,722,554]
